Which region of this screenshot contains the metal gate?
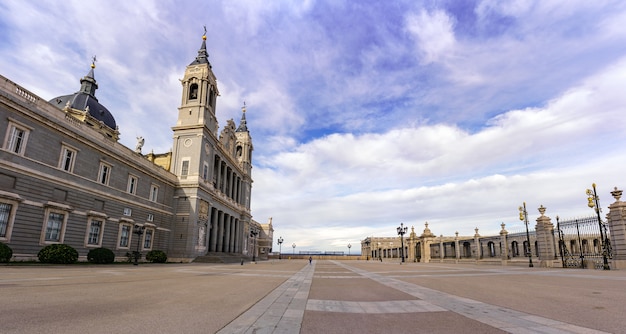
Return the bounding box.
[556,216,611,269]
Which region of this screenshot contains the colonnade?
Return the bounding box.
[213,156,246,206]
[206,206,243,253]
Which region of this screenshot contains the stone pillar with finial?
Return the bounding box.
[420,222,435,263]
[500,223,509,264]
[534,205,558,267]
[607,187,626,269]
[473,227,481,261]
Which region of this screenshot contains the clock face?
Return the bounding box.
[184,138,193,147]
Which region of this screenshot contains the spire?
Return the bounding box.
[79,56,98,97]
[236,102,248,132]
[189,26,211,66]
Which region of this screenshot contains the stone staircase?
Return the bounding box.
[193,252,247,264]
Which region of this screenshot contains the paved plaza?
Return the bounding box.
[1,260,625,333]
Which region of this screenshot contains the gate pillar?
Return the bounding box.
[534,205,559,267]
[420,222,435,263]
[500,223,509,265]
[474,228,481,260]
[608,187,626,269]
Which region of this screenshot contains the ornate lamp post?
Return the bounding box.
[377,242,381,261]
[518,202,534,267]
[277,236,284,260]
[133,224,146,266]
[364,239,370,260]
[347,243,351,256]
[397,223,408,263]
[292,243,296,255]
[587,183,610,270]
[250,229,258,262]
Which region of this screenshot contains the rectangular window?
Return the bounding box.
[149,184,159,202]
[181,160,190,179]
[123,208,132,216]
[0,203,12,238]
[3,122,30,155]
[147,213,154,222]
[87,219,103,245]
[59,146,77,172]
[127,175,138,194]
[143,229,154,249]
[44,212,65,242]
[0,195,20,242]
[98,162,111,185]
[119,224,131,248]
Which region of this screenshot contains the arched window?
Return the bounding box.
[488,241,496,257]
[189,83,199,100]
[511,241,519,257]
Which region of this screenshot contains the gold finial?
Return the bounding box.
[91,55,97,69]
[202,25,207,40]
[242,101,247,113]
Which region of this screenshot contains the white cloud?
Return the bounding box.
[405,9,457,64]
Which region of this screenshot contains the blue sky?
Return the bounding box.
[2,0,626,253]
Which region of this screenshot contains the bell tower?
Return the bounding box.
[176,30,219,134]
[171,30,220,180]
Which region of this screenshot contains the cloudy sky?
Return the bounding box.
[2,0,626,253]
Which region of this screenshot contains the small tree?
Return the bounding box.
[87,247,115,264]
[0,242,13,263]
[38,244,78,264]
[146,250,167,263]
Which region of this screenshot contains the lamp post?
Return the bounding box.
[364,239,370,260]
[347,243,351,256]
[277,236,284,260]
[133,224,145,266]
[587,183,610,270]
[378,242,381,261]
[518,202,534,267]
[397,223,407,263]
[292,243,296,256]
[250,229,258,262]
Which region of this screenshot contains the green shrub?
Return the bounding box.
[146,250,167,263]
[37,244,78,264]
[0,242,13,263]
[87,247,115,264]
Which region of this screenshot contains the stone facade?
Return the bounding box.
[0,33,267,262]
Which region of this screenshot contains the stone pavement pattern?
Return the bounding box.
[2,260,625,333]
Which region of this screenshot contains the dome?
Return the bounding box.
[49,66,117,130]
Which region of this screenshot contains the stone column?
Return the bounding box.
[217,211,224,252]
[500,223,508,265]
[454,232,460,263]
[534,205,559,267]
[209,208,218,252]
[608,187,626,269]
[439,235,444,262]
[474,228,481,260]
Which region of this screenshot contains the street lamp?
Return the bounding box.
[277,236,284,260]
[347,243,351,256]
[377,242,381,261]
[250,229,258,262]
[587,183,610,270]
[397,223,407,263]
[518,202,534,267]
[364,239,370,260]
[292,243,296,256]
[133,224,146,266]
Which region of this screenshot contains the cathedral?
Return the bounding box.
[0,32,272,262]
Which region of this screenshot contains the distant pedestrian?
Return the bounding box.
[379,256,382,262]
[309,256,312,264]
